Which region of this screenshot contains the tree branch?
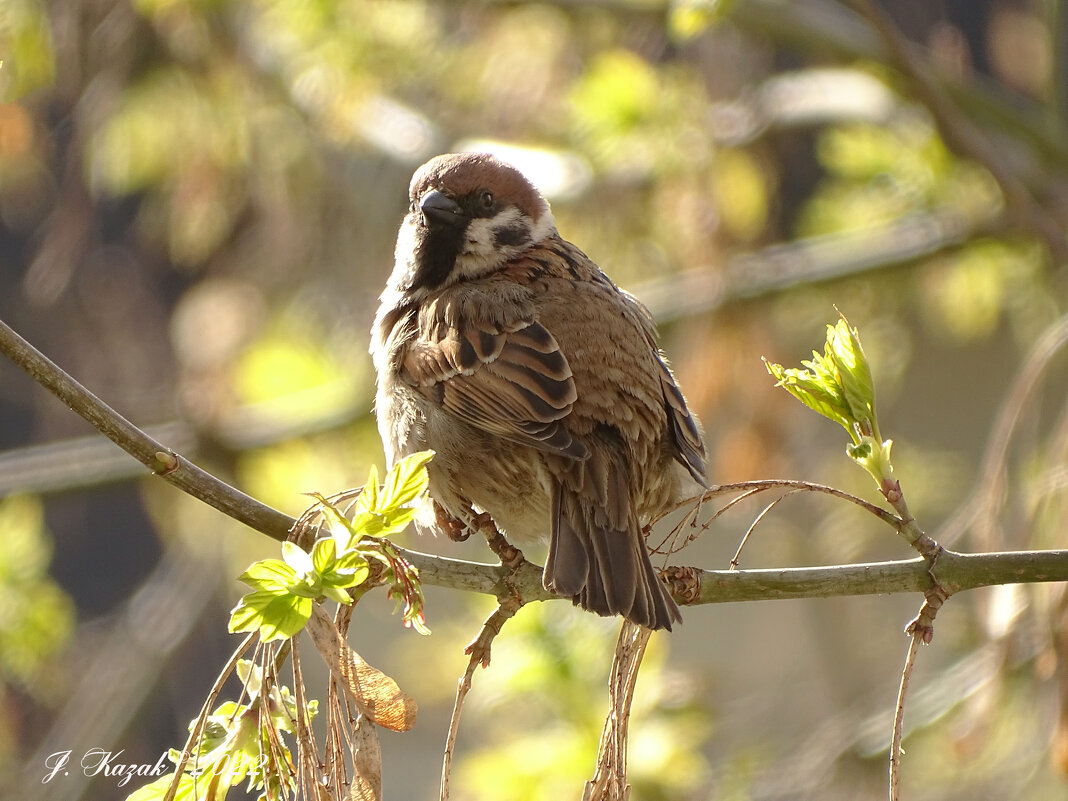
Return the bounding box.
[395,546,1068,606]
[3,316,1068,611]
[0,318,294,541]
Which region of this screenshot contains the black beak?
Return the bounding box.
[419,189,465,228]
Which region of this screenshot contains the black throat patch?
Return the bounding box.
[410,221,468,291]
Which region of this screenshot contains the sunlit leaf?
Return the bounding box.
[311,535,337,574]
[325,551,370,589]
[280,540,314,574]
[379,450,433,510]
[321,585,353,605]
[767,315,892,485]
[228,590,312,642]
[237,558,296,592]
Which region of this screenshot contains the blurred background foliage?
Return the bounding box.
[1,0,1068,799]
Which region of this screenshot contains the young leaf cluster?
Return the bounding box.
[228,451,434,642]
[765,316,894,487]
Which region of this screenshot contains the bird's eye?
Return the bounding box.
[479,191,494,210]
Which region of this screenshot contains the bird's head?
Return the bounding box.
[394,152,557,294]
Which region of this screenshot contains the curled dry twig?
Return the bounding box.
[651,478,903,561]
[729,491,801,570]
[583,622,653,801]
[889,631,923,801]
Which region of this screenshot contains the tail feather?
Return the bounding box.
[587,524,638,616]
[545,483,681,631]
[545,485,588,597]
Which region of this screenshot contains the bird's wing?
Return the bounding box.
[402,293,589,460]
[655,355,707,485]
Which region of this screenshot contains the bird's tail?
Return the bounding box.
[545,484,682,631]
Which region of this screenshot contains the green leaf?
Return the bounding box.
[308,491,359,549]
[311,536,337,574]
[380,450,434,511]
[237,559,296,592]
[322,560,370,591]
[764,358,851,430]
[847,441,872,460]
[331,550,370,581]
[281,541,313,574]
[764,314,880,440]
[228,590,312,642]
[355,506,420,539]
[354,463,380,514]
[323,452,434,542]
[288,577,324,599]
[321,585,354,605]
[766,313,893,486]
[827,317,877,433]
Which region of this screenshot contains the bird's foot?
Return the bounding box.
[471,511,525,571]
[435,501,472,542]
[464,598,521,669]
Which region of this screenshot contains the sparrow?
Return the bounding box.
[370,152,706,631]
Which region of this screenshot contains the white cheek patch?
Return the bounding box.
[454,204,558,282]
[529,207,556,245]
[455,207,526,280]
[463,215,504,259]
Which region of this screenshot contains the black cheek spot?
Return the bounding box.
[493,223,531,249]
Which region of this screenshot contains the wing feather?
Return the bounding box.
[655,356,707,485]
[402,306,589,460]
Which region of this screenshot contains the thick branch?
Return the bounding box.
[398,547,1068,606]
[0,318,293,541]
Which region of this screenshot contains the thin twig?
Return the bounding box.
[889,631,923,801]
[291,640,323,801]
[584,622,652,801]
[651,485,765,556]
[440,601,520,801]
[163,632,256,801]
[730,492,798,570]
[653,479,901,529]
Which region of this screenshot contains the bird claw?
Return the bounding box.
[464,593,522,669]
[435,501,472,542]
[472,512,525,570]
